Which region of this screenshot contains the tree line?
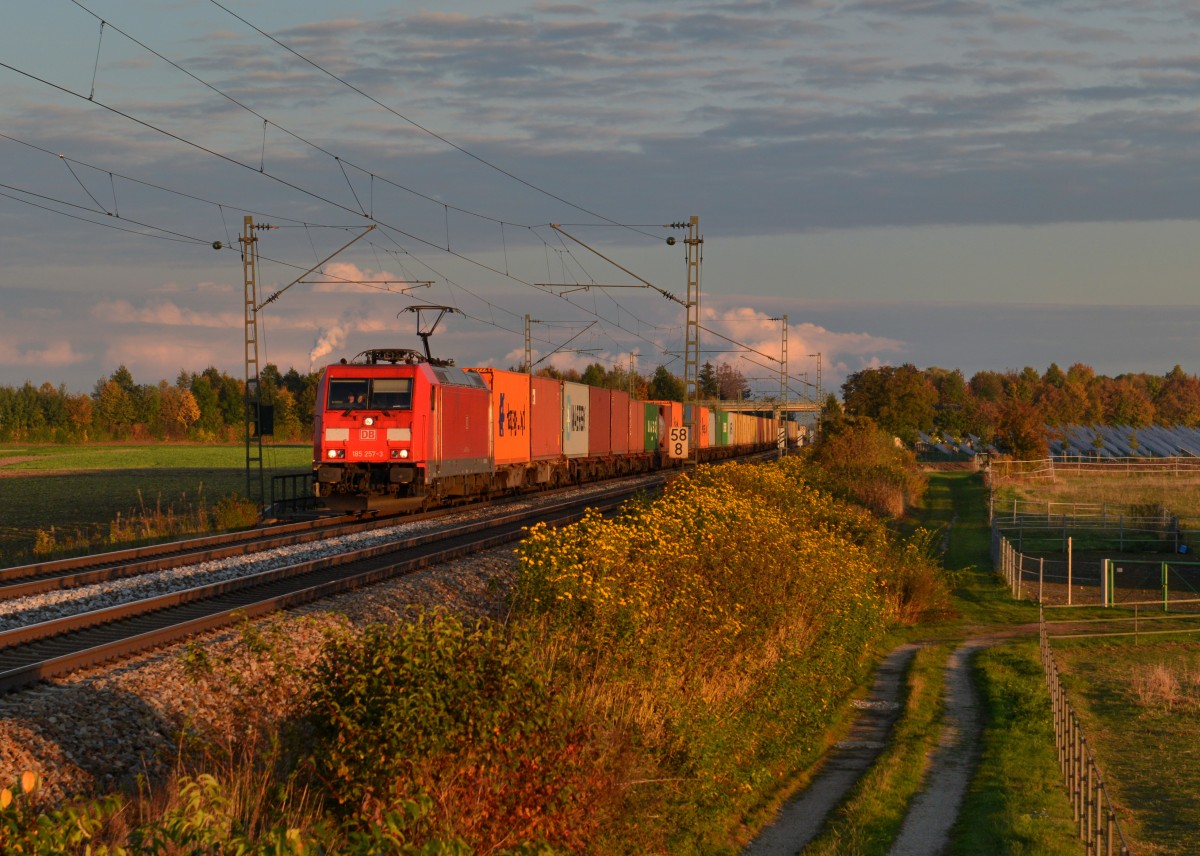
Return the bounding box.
[839,362,1200,459]
[0,360,752,444]
[0,365,319,443]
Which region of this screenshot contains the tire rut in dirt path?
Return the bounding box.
[886,638,988,856]
[742,643,921,856]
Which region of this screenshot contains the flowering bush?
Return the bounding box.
[511,461,937,850]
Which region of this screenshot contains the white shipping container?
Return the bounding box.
[562,381,591,458]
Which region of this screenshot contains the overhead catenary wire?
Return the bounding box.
[203,0,664,244]
[6,3,678,345]
[1,8,708,372]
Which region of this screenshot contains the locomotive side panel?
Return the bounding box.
[431,381,492,477]
[562,381,590,458]
[530,376,562,461]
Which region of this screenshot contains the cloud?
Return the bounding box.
[91,299,242,329]
[666,304,909,396]
[309,262,423,294]
[0,340,91,368]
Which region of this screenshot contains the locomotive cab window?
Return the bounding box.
[329,379,370,409]
[370,378,413,410]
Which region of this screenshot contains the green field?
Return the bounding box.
[0,443,312,567]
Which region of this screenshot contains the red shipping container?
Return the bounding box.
[529,376,562,461]
[629,398,649,452]
[610,390,631,454]
[685,404,711,448]
[589,387,612,456]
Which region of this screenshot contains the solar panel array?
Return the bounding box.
[918,425,1200,460]
[1052,424,1200,458]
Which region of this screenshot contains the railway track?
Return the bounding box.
[0,510,443,602]
[0,481,648,695]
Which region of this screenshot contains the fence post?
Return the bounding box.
[1039,557,1044,604]
[1163,562,1169,613]
[1068,537,1073,606]
[1086,760,1094,849]
[1080,715,1089,825]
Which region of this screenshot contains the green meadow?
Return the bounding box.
[0,443,312,567]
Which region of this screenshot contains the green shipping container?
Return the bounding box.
[643,403,659,451]
[717,411,732,446]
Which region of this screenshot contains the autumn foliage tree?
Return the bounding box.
[838,362,1200,458]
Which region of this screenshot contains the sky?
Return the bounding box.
[4,0,1200,401]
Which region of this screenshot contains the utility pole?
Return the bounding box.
[240,218,375,509]
[680,216,702,463]
[240,215,272,507]
[524,314,542,374]
[815,351,822,402]
[770,314,788,454]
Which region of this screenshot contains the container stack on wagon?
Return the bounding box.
[312,351,781,512]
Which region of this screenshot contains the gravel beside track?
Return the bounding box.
[0,476,663,803]
[0,543,519,805]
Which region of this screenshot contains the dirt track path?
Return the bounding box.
[741,644,919,855]
[744,627,1038,855]
[886,639,987,855]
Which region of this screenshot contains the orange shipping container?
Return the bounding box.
[684,404,711,448]
[469,368,532,466]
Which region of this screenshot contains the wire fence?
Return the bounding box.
[991,456,1200,480]
[990,495,1200,608]
[1040,612,1133,856]
[991,501,1200,854]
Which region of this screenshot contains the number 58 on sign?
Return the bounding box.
[668,427,689,459]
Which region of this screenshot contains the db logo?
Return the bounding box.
[359,429,377,441]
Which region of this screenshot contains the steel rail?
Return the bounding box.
[0,483,644,695]
[0,492,542,600]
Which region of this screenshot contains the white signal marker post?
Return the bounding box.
[669,426,690,459]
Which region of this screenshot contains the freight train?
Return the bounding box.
[312,348,786,512]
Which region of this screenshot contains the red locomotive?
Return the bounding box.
[312,348,779,512]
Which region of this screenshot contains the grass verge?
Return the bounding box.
[950,641,1080,855]
[1051,637,1200,855]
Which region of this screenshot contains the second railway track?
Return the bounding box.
[0,480,652,695]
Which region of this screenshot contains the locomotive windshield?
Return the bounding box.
[327,377,413,410]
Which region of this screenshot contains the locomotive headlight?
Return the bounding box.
[363,416,375,427]
[400,449,409,459]
[327,449,344,459]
